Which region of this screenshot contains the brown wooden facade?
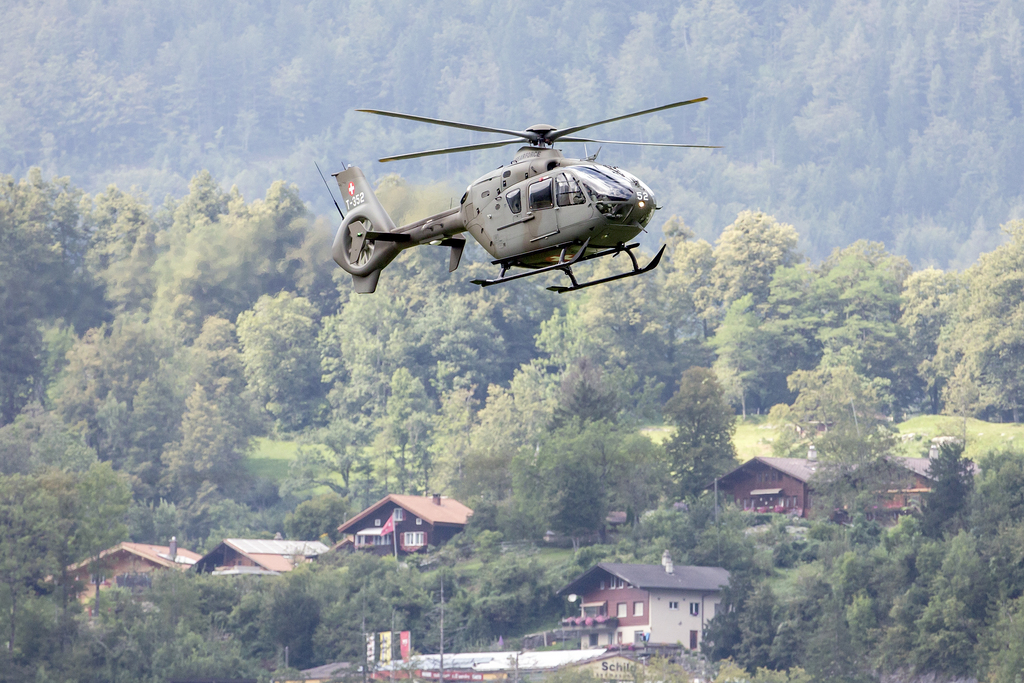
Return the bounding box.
[714,457,815,517]
[336,494,473,556]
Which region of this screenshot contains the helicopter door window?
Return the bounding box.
[556,175,586,206]
[506,188,522,214]
[529,178,554,210]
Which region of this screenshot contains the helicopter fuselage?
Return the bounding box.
[458,147,656,267]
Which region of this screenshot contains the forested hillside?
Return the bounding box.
[4,0,1024,679]
[3,159,1024,678]
[3,0,1023,265]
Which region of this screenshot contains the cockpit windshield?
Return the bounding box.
[614,168,654,199]
[573,166,633,201]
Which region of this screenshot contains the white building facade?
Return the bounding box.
[558,552,729,651]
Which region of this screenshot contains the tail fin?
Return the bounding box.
[331,166,403,293]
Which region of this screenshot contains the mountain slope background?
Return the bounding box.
[3,0,1022,266]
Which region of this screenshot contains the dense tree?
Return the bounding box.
[942,221,1024,422]
[920,440,974,538]
[237,292,323,431]
[663,367,738,499]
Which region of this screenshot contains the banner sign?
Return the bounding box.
[366,633,376,663]
[417,672,484,681]
[399,630,411,661]
[379,631,392,664]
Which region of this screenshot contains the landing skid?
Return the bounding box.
[469,239,666,293]
[470,238,591,288]
[546,243,666,293]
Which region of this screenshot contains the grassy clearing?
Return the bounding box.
[642,419,776,461]
[245,437,300,481]
[250,416,1024,487]
[894,415,1024,459]
[642,415,1024,462]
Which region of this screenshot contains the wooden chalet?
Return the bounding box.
[335,493,473,555]
[715,449,977,520]
[66,538,201,601]
[713,456,816,517]
[194,538,330,575]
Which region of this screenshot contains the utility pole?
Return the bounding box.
[440,577,445,683]
[362,585,368,683]
[715,477,721,562]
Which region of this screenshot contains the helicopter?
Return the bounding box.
[328,98,719,293]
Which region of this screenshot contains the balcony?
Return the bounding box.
[745,505,804,516]
[559,615,618,633]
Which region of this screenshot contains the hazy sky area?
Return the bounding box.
[2,0,1022,265]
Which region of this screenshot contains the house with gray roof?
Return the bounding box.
[713,451,977,520]
[557,553,729,651]
[713,456,817,517]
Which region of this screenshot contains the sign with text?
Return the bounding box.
[399,630,411,661]
[379,631,392,664]
[575,655,642,681]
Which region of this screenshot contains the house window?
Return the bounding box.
[600,580,606,590]
[374,518,381,527]
[668,601,679,610]
[633,601,644,617]
[690,602,700,616]
[634,631,646,644]
[416,517,422,525]
[394,509,404,521]
[617,631,623,644]
[589,634,598,647]
[403,532,425,547]
[617,603,627,618]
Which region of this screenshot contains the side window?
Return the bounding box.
[556,174,586,206]
[529,179,553,210]
[506,187,522,214]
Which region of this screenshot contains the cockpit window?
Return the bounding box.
[529,178,554,210]
[574,166,632,201]
[556,174,586,206]
[506,187,522,213]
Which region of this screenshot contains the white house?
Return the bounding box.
[557,552,729,651]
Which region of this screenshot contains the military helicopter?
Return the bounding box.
[328,98,718,293]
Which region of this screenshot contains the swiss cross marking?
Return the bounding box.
[348,182,355,196]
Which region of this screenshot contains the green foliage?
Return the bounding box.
[237,291,324,430]
[920,440,973,538]
[285,493,350,543]
[663,367,737,499]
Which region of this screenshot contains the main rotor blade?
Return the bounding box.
[357,109,533,141]
[550,97,709,141]
[379,138,525,163]
[559,136,722,149]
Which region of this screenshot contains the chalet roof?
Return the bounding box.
[715,456,817,488]
[899,457,933,479]
[558,562,729,596]
[196,538,329,573]
[337,494,473,534]
[66,542,201,574]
